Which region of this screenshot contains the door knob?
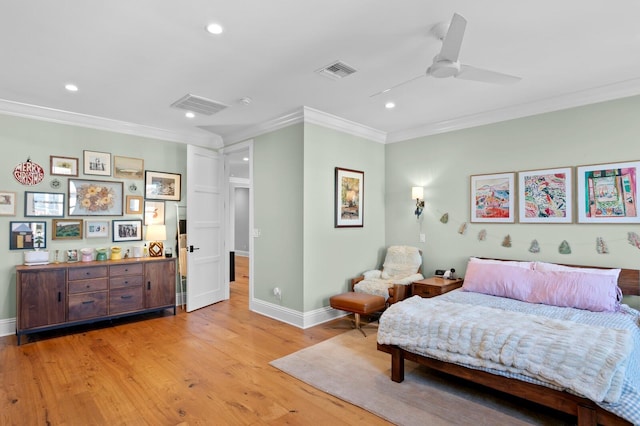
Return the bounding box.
[189,245,200,253]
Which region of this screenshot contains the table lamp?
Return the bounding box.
[146,224,167,257]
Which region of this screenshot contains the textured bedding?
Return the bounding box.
[378,291,640,424]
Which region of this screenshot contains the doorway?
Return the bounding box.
[223,141,253,304]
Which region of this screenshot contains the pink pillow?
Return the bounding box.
[463,261,621,312]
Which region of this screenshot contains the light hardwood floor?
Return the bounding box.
[1,256,389,425]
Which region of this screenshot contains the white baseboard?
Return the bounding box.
[0,317,16,337]
[249,298,345,329]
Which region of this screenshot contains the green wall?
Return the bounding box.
[303,123,386,311]
[0,114,186,323]
[253,124,305,310]
[385,95,640,277]
[251,122,386,313]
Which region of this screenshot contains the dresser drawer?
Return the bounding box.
[412,285,440,298]
[68,278,108,294]
[109,287,143,314]
[68,291,107,321]
[110,275,143,289]
[68,266,108,281]
[110,263,143,277]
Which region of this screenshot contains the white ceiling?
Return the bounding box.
[2,1,640,147]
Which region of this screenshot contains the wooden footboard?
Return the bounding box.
[377,343,631,426]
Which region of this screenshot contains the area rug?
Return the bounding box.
[270,329,574,426]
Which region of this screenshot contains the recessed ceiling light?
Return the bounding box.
[385,102,396,109]
[206,23,224,35]
[65,83,78,92]
[242,157,249,162]
[185,112,195,118]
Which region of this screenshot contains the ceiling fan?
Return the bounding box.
[371,13,521,97]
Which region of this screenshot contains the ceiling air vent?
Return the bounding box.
[170,94,228,115]
[316,61,357,80]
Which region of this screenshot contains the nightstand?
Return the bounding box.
[412,277,464,298]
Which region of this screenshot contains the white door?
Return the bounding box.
[186,144,226,312]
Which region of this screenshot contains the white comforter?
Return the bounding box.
[378,294,634,404]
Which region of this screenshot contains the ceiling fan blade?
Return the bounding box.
[369,73,425,97]
[439,13,467,62]
[456,65,522,85]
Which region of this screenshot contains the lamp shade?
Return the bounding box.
[145,224,167,241]
[411,186,424,200]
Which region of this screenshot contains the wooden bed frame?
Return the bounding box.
[378,265,640,426]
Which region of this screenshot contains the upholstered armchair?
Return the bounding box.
[351,246,424,305]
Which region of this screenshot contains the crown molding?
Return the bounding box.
[386,78,640,143]
[223,106,388,145]
[0,98,221,148]
[223,109,305,145]
[302,106,387,143]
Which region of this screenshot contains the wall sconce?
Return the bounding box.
[145,224,167,257]
[412,186,425,218]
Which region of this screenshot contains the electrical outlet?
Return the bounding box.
[419,233,426,243]
[273,287,282,301]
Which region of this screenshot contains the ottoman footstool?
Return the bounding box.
[329,292,386,336]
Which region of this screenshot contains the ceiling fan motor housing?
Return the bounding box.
[428,57,460,78]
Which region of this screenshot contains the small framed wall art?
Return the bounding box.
[83,150,111,176]
[9,221,46,250]
[24,191,65,217]
[52,219,83,240]
[0,191,17,216]
[144,200,165,225]
[576,160,640,223]
[85,220,109,238]
[112,219,143,242]
[335,167,364,228]
[518,167,573,223]
[125,195,144,214]
[50,155,79,176]
[145,170,181,201]
[470,172,515,223]
[114,156,144,180]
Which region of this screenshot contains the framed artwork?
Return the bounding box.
[9,221,46,250]
[470,172,515,223]
[577,160,640,223]
[125,195,144,214]
[85,220,109,238]
[145,170,181,201]
[66,249,79,262]
[68,179,123,216]
[114,156,144,179]
[335,167,364,228]
[0,191,17,216]
[144,200,165,225]
[518,167,573,223]
[112,219,143,242]
[83,150,111,176]
[50,155,79,176]
[24,191,65,217]
[52,219,83,240]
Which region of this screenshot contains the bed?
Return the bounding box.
[377,258,640,426]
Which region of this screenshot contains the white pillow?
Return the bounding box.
[534,261,621,278]
[469,257,534,270]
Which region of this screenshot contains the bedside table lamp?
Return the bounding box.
[146,224,167,257]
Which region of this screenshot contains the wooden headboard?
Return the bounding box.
[617,268,640,296]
